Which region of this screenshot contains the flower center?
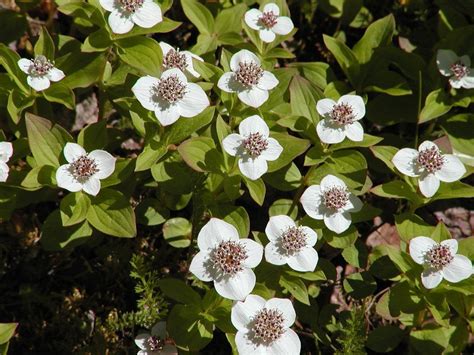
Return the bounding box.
[281,226,307,253]
[30,55,54,76]
[211,240,248,275]
[70,155,99,180]
[119,0,144,13]
[330,103,354,126]
[259,11,278,28]
[323,186,349,211]
[146,335,164,351]
[154,75,187,104]
[425,244,453,270]
[163,49,188,72]
[417,146,444,173]
[243,132,268,158]
[235,61,264,87]
[251,308,285,344]
[450,61,470,80]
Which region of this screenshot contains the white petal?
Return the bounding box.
[27,75,50,91]
[316,118,345,144]
[287,247,318,272]
[132,0,162,28]
[324,211,351,234]
[260,137,282,161]
[154,104,180,126]
[230,49,260,72]
[99,0,115,11]
[442,255,473,283]
[418,140,437,152]
[132,75,159,111]
[316,98,336,117]
[0,162,10,182]
[300,226,317,246]
[436,49,458,76]
[240,239,263,268]
[161,67,187,83]
[268,329,301,355]
[265,215,295,241]
[244,9,262,30]
[421,269,443,289]
[214,268,256,301]
[235,331,260,354]
[159,41,173,56]
[63,142,87,163]
[231,294,265,331]
[263,3,280,16]
[435,154,466,182]
[440,238,458,255]
[217,72,240,93]
[344,121,364,142]
[88,150,116,179]
[151,321,167,339]
[183,51,202,78]
[198,218,239,251]
[320,174,346,190]
[409,236,437,264]
[418,173,440,198]
[460,75,474,89]
[134,332,151,350]
[56,164,83,192]
[264,242,287,265]
[257,71,279,90]
[392,148,420,177]
[259,28,276,43]
[47,68,65,82]
[237,87,269,108]
[265,297,296,327]
[239,115,269,137]
[339,95,365,120]
[344,194,363,213]
[178,83,209,117]
[0,142,13,162]
[108,11,134,34]
[18,58,32,74]
[189,251,214,282]
[300,185,324,219]
[222,133,243,157]
[238,156,268,180]
[82,177,101,196]
[449,77,463,89]
[272,16,294,35]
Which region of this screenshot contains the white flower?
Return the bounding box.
[17,55,65,92]
[265,215,318,272]
[409,236,472,289]
[0,142,13,182]
[189,218,263,301]
[316,95,365,144]
[300,174,362,234]
[392,140,466,198]
[132,68,209,126]
[231,294,301,355]
[222,115,283,180]
[244,3,294,43]
[159,42,203,78]
[56,143,116,196]
[99,0,162,34]
[436,49,474,89]
[217,49,278,108]
[134,321,178,355]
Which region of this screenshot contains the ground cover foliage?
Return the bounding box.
[0,0,474,353]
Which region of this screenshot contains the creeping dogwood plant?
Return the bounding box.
[244,3,294,43]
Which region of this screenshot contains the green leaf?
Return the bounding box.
[20,165,56,189]
[268,199,298,220]
[370,145,398,171]
[430,222,451,242]
[0,43,30,93]
[432,181,474,201]
[343,271,376,299]
[209,205,250,238]
[56,52,107,89]
[193,60,224,83]
[34,26,55,59]
[264,162,302,191]
[136,198,169,226]
[289,75,320,122]
[267,133,310,173]
[279,273,310,305]
[395,213,434,243]
[42,83,75,110]
[162,217,192,248]
[60,192,90,227]
[323,34,360,84]
[180,0,215,35]
[178,137,224,173]
[367,325,405,353]
[0,324,17,344]
[324,226,358,248]
[82,28,112,52]
[371,180,420,202]
[25,113,73,167]
[215,3,246,36]
[289,62,331,89]
[0,11,27,45]
[441,113,474,159]
[342,240,368,268]
[243,177,266,206]
[115,37,162,76]
[77,120,108,151]
[86,189,136,238]
[41,210,93,251]
[419,89,452,123]
[330,134,383,150]
[157,278,201,305]
[7,90,35,124]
